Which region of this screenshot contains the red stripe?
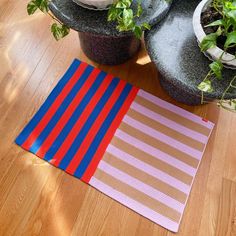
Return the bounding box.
[65,80,127,175]
[21,62,88,151]
[36,68,101,157]
[52,74,114,167]
[81,86,139,183]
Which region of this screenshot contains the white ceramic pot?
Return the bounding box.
[73,0,116,10]
[193,0,236,69]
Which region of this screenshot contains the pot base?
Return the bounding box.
[79,32,141,65]
[159,77,203,106]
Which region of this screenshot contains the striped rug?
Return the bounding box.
[15,59,214,232]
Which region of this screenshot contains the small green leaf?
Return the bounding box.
[134,25,142,38]
[136,3,143,17]
[200,33,218,51]
[141,22,151,30]
[198,80,214,93]
[122,0,132,7]
[209,60,223,79]
[27,0,48,14]
[116,0,132,8]
[224,31,236,48]
[122,8,133,27]
[27,0,38,15]
[227,9,236,19]
[37,0,48,13]
[205,19,225,27]
[51,23,70,41]
[108,6,120,21]
[225,1,236,10]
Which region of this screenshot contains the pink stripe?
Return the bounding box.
[115,129,196,176]
[138,90,214,130]
[98,160,185,212]
[89,177,179,232]
[131,102,208,143]
[106,144,190,194]
[123,115,202,160]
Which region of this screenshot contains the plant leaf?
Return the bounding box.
[108,6,120,21]
[200,33,218,51]
[136,2,142,17]
[225,31,236,48]
[122,8,133,28]
[116,0,132,8]
[198,80,214,93]
[27,0,48,14]
[51,23,70,41]
[134,25,142,38]
[209,60,223,79]
[141,22,151,30]
[27,0,38,15]
[37,0,48,13]
[205,19,225,27]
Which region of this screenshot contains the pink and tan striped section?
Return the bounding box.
[89,89,214,232]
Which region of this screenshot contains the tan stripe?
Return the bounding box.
[127,108,205,152]
[111,136,193,186]
[94,168,181,222]
[119,122,199,168]
[103,152,187,203]
[135,95,211,137]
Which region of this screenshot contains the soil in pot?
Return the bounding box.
[201,6,236,55]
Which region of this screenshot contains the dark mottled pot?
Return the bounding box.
[49,0,173,65]
[79,32,141,65]
[159,76,202,105]
[145,0,236,106]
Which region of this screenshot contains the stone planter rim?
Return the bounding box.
[192,0,236,69]
[48,1,133,37]
[144,35,205,99]
[49,0,173,38]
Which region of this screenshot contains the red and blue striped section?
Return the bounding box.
[15,59,139,182]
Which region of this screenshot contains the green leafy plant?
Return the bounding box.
[27,0,149,40]
[108,0,150,38]
[198,0,236,111]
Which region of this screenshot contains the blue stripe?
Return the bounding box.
[44,71,108,161]
[29,65,94,153]
[59,78,120,170]
[15,59,81,146]
[74,83,132,178]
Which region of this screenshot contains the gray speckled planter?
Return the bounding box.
[145,0,236,105]
[49,0,172,65]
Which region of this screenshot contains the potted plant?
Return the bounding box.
[193,0,236,111]
[27,0,149,40]
[26,0,152,64]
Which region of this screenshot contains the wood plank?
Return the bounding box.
[0,0,236,235]
[215,179,236,236]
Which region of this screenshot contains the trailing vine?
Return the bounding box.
[27,0,70,40]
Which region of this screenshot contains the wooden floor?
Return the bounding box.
[0,1,236,235]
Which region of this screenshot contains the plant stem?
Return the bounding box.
[48,11,63,25]
[200,70,214,104]
[219,75,236,108]
[212,0,223,16]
